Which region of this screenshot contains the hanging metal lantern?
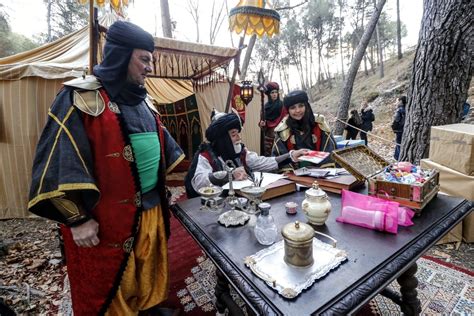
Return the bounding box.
[240,80,254,105]
[229,0,280,38]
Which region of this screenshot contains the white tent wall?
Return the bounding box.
[194,82,262,154]
[0,77,65,219]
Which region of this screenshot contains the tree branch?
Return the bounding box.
[275,0,309,11]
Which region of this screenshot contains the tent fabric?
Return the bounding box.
[0,14,239,82]
[146,79,194,104]
[0,78,65,219]
[152,37,239,80]
[194,82,262,153]
[0,14,117,80]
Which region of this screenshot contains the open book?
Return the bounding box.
[222,172,286,190]
[298,151,330,165]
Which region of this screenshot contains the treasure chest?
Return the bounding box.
[332,145,440,213]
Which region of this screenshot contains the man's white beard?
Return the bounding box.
[233,143,242,154]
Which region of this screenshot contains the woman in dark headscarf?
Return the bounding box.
[258,82,287,156]
[272,90,337,170]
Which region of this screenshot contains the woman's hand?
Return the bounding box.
[71,219,100,248]
[290,149,310,162]
[258,120,266,127]
[232,166,248,180]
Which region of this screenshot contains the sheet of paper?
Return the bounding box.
[222,172,286,190]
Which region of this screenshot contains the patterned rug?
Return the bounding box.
[369,256,473,315]
[166,186,474,315]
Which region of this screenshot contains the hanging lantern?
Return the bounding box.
[77,0,132,14]
[229,0,280,38]
[240,81,254,105]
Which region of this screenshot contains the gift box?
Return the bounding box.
[332,145,439,213]
[421,158,474,243]
[429,123,474,176]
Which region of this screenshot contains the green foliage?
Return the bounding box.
[42,0,88,42]
[0,5,39,57]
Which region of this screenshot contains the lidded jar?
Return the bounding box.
[281,221,314,267]
[254,202,278,245]
[301,181,331,225]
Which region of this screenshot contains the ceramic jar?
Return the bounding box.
[301,181,332,225]
[281,221,314,267]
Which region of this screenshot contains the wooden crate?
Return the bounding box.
[332,145,440,212]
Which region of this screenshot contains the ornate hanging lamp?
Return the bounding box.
[229,0,280,38]
[239,80,254,105]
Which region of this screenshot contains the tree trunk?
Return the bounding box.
[339,1,345,81]
[160,0,173,38]
[374,0,384,78]
[361,5,369,76]
[240,35,257,80]
[396,0,403,59]
[46,0,52,42]
[400,0,473,163]
[334,0,387,135]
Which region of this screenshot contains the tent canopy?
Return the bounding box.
[0,14,239,83]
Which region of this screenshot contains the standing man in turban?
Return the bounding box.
[28,21,184,315]
[272,90,337,170]
[258,82,287,156]
[185,110,307,198]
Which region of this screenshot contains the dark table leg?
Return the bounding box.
[214,269,245,315]
[380,263,421,315]
[397,263,421,315]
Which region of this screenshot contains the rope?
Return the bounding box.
[334,118,400,146]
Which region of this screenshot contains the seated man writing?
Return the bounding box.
[185,110,307,198]
[272,90,337,170]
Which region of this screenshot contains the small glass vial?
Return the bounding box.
[254,202,278,245]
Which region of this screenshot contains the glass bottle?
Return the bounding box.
[254,202,278,245]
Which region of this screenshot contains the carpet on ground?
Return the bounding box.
[165,186,473,315]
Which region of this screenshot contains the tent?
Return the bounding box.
[0,17,263,219]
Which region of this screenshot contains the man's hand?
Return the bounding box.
[232,166,248,181]
[258,120,266,128]
[290,149,310,162]
[71,219,100,248]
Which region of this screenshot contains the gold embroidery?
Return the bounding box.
[123,237,134,253]
[39,108,92,194]
[28,183,100,210]
[123,145,134,162]
[108,101,120,114]
[106,152,120,158]
[134,192,142,207]
[166,153,185,174]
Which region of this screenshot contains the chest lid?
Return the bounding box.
[331,145,390,182]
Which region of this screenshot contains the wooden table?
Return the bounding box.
[172,190,472,315]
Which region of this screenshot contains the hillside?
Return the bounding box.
[308,48,473,161]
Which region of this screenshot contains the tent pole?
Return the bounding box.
[89,0,95,75]
[224,34,246,113]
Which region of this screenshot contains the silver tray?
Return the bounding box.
[244,238,348,299]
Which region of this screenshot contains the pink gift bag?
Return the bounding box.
[337,190,414,233]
